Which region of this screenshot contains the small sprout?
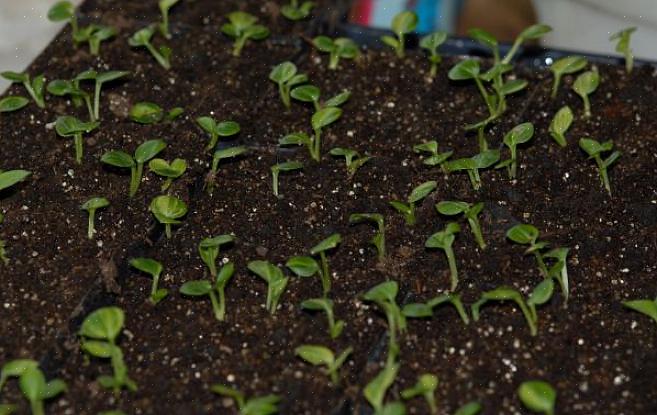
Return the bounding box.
[426,222,461,291]
[211,384,280,415]
[149,195,187,239]
[196,117,241,151]
[0,359,38,394]
[622,297,657,325]
[90,71,128,121]
[0,96,29,113]
[549,106,573,147]
[81,197,109,240]
[207,146,248,194]
[148,158,187,191]
[158,0,181,39]
[496,122,535,179]
[549,56,587,98]
[74,24,117,56]
[527,279,554,326]
[301,298,344,339]
[454,402,482,415]
[401,374,438,415]
[79,307,137,393]
[363,356,403,415]
[295,345,352,385]
[101,139,167,197]
[389,180,437,226]
[281,0,315,21]
[436,201,486,250]
[349,213,385,259]
[221,12,270,57]
[544,247,570,305]
[330,148,371,177]
[446,150,500,191]
[128,25,171,70]
[403,293,469,324]
[381,11,418,59]
[506,224,549,277]
[502,24,552,64]
[610,27,637,74]
[312,36,360,70]
[280,107,343,162]
[48,1,80,45]
[271,161,303,197]
[518,380,557,415]
[55,116,99,164]
[181,262,235,321]
[1,72,45,109]
[572,71,600,118]
[413,141,453,172]
[199,235,235,278]
[420,32,447,77]
[248,260,289,314]
[18,366,67,415]
[363,281,406,356]
[469,27,500,62]
[269,62,308,109]
[579,138,621,196]
[129,257,168,304]
[287,233,341,296]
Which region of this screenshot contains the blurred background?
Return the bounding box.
[1,0,656,91]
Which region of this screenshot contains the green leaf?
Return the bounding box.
[425,223,460,250]
[291,85,321,103]
[81,340,115,358]
[242,395,280,415]
[506,224,539,245]
[518,24,552,40]
[623,299,657,323]
[269,61,297,84]
[578,137,602,157]
[420,32,447,51]
[128,26,155,46]
[454,402,482,415]
[364,361,399,411]
[311,107,342,131]
[549,106,573,147]
[401,373,438,399]
[0,72,27,83]
[280,132,311,146]
[0,96,29,112]
[55,116,99,136]
[0,170,31,192]
[196,116,217,134]
[217,121,240,136]
[528,279,554,306]
[468,28,497,49]
[130,102,164,124]
[550,56,588,76]
[101,151,134,168]
[334,38,359,59]
[214,146,248,161]
[499,79,528,96]
[517,380,556,414]
[295,345,334,366]
[313,36,335,52]
[180,280,213,296]
[573,71,600,97]
[81,197,109,212]
[41,378,66,400]
[436,201,469,216]
[216,262,235,288]
[97,71,129,84]
[408,181,437,204]
[391,11,418,36]
[324,90,351,108]
[135,139,166,164]
[149,158,187,178]
[472,150,500,169]
[149,195,187,224]
[79,306,124,341]
[48,1,75,21]
[504,123,534,146]
[18,367,46,402]
[363,280,398,303]
[272,161,303,173]
[448,59,480,80]
[402,303,433,318]
[310,233,341,254]
[286,256,319,277]
[247,260,284,283]
[129,257,162,278]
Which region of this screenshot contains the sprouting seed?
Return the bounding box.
[18,366,67,415]
[55,116,100,164]
[549,106,573,147]
[426,222,461,291]
[196,117,240,151]
[579,137,621,196]
[622,297,657,325]
[573,71,600,118]
[269,62,308,109]
[549,56,587,98]
[496,122,535,179]
[128,25,172,69]
[312,36,360,70]
[1,72,45,109]
[158,0,181,39]
[295,345,352,385]
[281,0,315,21]
[413,141,453,172]
[349,213,385,259]
[101,139,167,197]
[0,96,29,113]
[148,158,187,191]
[149,195,188,239]
[610,27,637,74]
[446,150,500,191]
[330,148,371,177]
[381,11,418,58]
[301,297,345,339]
[436,201,486,250]
[81,197,109,240]
[402,293,470,324]
[247,260,289,314]
[389,180,437,226]
[401,374,439,415]
[271,161,303,197]
[207,146,248,195]
[130,257,168,304]
[420,32,447,77]
[181,262,235,321]
[211,384,280,415]
[517,380,557,415]
[221,12,270,57]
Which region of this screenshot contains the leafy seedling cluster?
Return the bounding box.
[312,36,360,70]
[102,139,167,197]
[221,12,270,57]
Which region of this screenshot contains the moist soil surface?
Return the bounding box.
[1,0,657,414]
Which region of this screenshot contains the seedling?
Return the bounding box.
[291,86,351,111]
[79,307,137,393]
[363,281,406,356]
[199,234,235,278]
[288,234,341,296]
[549,56,587,98]
[579,138,621,196]
[158,0,181,39]
[506,224,549,277]
[74,24,117,56]
[363,356,404,415]
[280,106,343,162]
[544,247,570,305]
[413,141,453,172]
[312,36,360,70]
[330,148,371,177]
[207,146,248,194]
[128,25,171,69]
[196,117,241,151]
[518,380,556,415]
[496,122,535,179]
[502,24,552,65]
[48,1,80,44]
[101,139,166,197]
[281,0,315,21]
[381,11,417,58]
[446,150,500,191]
[389,180,437,226]
[149,158,187,191]
[572,71,600,118]
[181,262,235,321]
[149,195,187,239]
[55,116,99,164]
[295,345,352,385]
[271,161,303,197]
[1,72,45,108]
[49,70,127,121]
[455,402,482,415]
[89,71,129,121]
[301,298,344,339]
[622,297,657,325]
[130,102,182,124]
[18,366,67,415]
[610,27,637,74]
[211,384,279,415]
[436,201,486,250]
[0,359,38,394]
[129,257,168,304]
[0,96,29,113]
[426,222,461,291]
[247,260,289,314]
[420,32,447,77]
[81,197,109,240]
[221,12,270,57]
[349,213,385,259]
[403,293,469,324]
[401,374,438,414]
[527,279,554,327]
[269,62,308,108]
[549,106,573,147]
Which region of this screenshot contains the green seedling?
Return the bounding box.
[544,247,570,305]
[81,197,109,240]
[49,70,127,121]
[363,281,406,357]
[181,262,235,321]
[79,307,137,394]
[0,359,38,395]
[199,234,235,278]
[55,116,99,164]
[610,27,637,74]
[549,56,587,98]
[389,180,437,226]
[77,24,117,55]
[381,11,417,58]
[549,106,573,147]
[572,71,600,118]
[506,224,549,277]
[158,0,181,39]
[527,279,554,327]
[301,298,344,339]
[149,195,187,239]
[287,234,341,296]
[349,213,385,259]
[196,117,241,151]
[330,148,371,177]
[496,122,534,179]
[420,32,447,77]
[426,222,461,291]
[1,72,45,109]
[364,356,404,415]
[518,380,557,415]
[130,102,182,124]
[0,97,29,113]
[271,161,303,197]
[280,106,343,162]
[269,62,308,109]
[502,24,552,65]
[128,25,171,69]
[102,139,166,197]
[17,367,67,415]
[469,27,500,61]
[455,402,482,415]
[413,141,453,172]
[207,146,248,194]
[295,345,352,385]
[446,150,500,191]
[221,12,270,57]
[248,260,289,314]
[402,293,469,324]
[291,85,351,111]
[281,0,315,21]
[149,158,187,191]
[129,257,168,304]
[622,297,657,325]
[211,384,279,415]
[579,138,621,196]
[48,1,80,44]
[436,201,486,250]
[88,71,128,121]
[312,36,360,70]
[401,374,438,415]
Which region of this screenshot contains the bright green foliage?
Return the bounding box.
[426,222,461,291]
[74,24,117,55]
[207,146,248,194]
[301,298,344,339]
[1,72,45,109]
[436,201,486,250]
[413,141,453,172]
[158,0,181,39]
[623,297,657,325]
[549,106,573,147]
[0,170,31,193]
[506,223,549,277]
[349,213,385,259]
[381,11,418,58]
[579,138,621,196]
[55,116,99,164]
[288,233,342,296]
[363,356,404,415]
[518,380,557,415]
[0,359,38,395]
[291,86,351,111]
[17,367,67,415]
[0,97,29,113]
[148,158,187,191]
[312,36,360,70]
[549,56,587,98]
[130,102,182,124]
[149,195,187,239]
[403,293,469,324]
[269,62,308,108]
[610,27,637,74]
[101,139,167,197]
[330,148,371,177]
[81,197,109,240]
[502,24,552,65]
[496,122,534,179]
[295,345,352,385]
[420,32,447,77]
[281,0,315,21]
[79,307,137,394]
[401,374,438,414]
[271,161,303,197]
[573,71,600,118]
[221,12,270,57]
[128,25,171,69]
[280,106,343,162]
[48,1,79,43]
[454,402,482,415]
[181,262,235,321]
[389,180,437,226]
[247,260,289,314]
[363,281,406,357]
[130,257,168,304]
[211,384,280,415]
[196,117,241,151]
[446,150,500,191]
